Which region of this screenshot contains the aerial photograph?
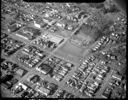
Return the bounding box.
[1,0,126,99]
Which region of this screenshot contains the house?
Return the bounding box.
[112,73,122,81]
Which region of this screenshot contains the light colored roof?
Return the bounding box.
[17,83,27,90]
[34,21,41,28]
[112,74,122,80]
[16,68,24,76]
[45,34,64,44]
[37,86,50,96]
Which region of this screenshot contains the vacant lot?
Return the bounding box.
[54,40,85,63]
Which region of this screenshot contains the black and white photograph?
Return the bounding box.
[1,0,126,99]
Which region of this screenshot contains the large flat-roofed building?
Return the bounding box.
[1,1,126,99]
[42,34,64,45]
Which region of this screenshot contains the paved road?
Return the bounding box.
[1,2,126,98]
[95,70,114,98]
